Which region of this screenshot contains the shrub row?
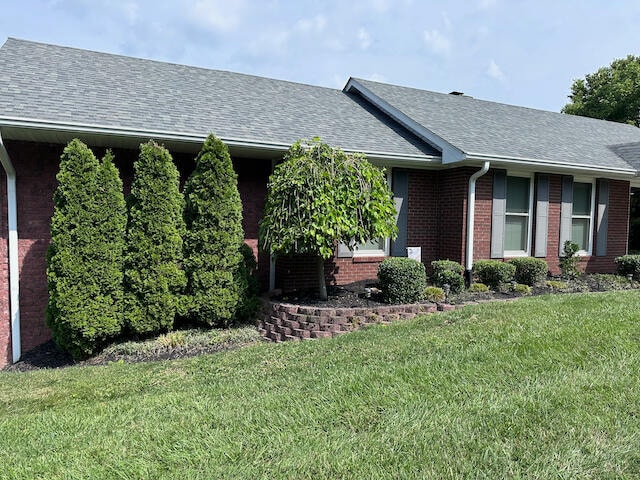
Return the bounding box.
[47,136,258,358]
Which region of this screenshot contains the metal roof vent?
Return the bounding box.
[449,91,465,96]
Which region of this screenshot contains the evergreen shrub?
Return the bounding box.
[473,259,515,290]
[507,257,548,286]
[46,140,126,357]
[430,260,465,293]
[124,141,186,335]
[615,254,640,280]
[378,257,426,304]
[183,134,245,326]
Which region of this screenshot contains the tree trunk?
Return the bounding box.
[317,256,328,301]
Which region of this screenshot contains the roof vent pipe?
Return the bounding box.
[0,130,20,364]
[465,161,490,285]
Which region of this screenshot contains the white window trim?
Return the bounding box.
[352,168,392,257]
[572,178,596,256]
[503,174,534,257]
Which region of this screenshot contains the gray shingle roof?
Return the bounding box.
[350,78,640,173]
[0,38,436,159]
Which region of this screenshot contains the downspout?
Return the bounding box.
[0,131,20,363]
[465,161,490,285]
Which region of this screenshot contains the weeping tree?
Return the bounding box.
[46,140,126,357]
[124,141,186,335]
[259,138,397,300]
[183,134,245,326]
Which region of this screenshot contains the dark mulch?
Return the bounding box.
[6,275,638,373]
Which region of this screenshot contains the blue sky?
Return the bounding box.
[1,0,639,112]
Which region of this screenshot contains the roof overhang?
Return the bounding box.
[0,116,442,166]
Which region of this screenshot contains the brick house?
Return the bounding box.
[1,38,640,367]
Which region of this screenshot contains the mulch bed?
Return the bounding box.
[6,275,638,373]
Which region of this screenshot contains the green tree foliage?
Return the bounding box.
[562,55,640,126]
[183,134,247,326]
[260,138,398,300]
[124,141,186,335]
[46,140,126,357]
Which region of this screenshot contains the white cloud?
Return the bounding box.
[423,29,451,56]
[191,0,246,32]
[358,28,371,49]
[478,0,497,9]
[295,14,327,34]
[486,59,505,81]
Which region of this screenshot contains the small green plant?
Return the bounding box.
[510,283,532,295]
[235,243,261,322]
[430,260,465,293]
[378,257,426,304]
[508,257,548,286]
[614,254,640,280]
[468,282,489,293]
[473,260,516,291]
[546,280,568,290]
[559,241,580,278]
[157,331,187,348]
[424,286,446,303]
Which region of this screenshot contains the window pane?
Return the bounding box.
[356,238,385,251]
[572,218,590,251]
[572,182,592,216]
[506,177,530,214]
[505,215,528,251]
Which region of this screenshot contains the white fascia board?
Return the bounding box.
[0,116,439,165]
[465,152,637,178]
[344,79,467,164]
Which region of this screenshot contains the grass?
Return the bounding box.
[1,291,640,479]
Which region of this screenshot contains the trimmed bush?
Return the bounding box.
[46,141,126,358]
[424,286,445,303]
[183,134,245,326]
[473,259,515,290]
[430,260,465,294]
[615,254,640,280]
[378,257,426,304]
[507,257,548,286]
[468,282,489,293]
[511,283,532,295]
[124,141,186,335]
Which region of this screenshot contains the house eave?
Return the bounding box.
[465,152,637,179]
[0,116,440,165]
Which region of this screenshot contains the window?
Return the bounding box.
[504,176,532,255]
[353,237,389,256]
[571,181,593,252]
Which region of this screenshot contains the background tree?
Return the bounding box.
[562,55,640,126]
[46,140,126,357]
[183,134,246,326]
[259,138,398,300]
[124,140,186,335]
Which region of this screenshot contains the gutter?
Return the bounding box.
[0,130,20,363]
[465,161,490,284]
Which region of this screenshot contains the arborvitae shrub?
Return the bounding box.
[124,141,186,335]
[378,257,426,304]
[430,260,465,293]
[615,254,640,280]
[507,257,548,286]
[183,134,245,326]
[473,259,515,290]
[46,140,126,357]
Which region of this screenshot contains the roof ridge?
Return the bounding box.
[2,37,345,94]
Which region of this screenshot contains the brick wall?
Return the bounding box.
[0,170,9,367]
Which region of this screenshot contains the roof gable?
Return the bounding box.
[347,77,640,175]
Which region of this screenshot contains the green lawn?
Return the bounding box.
[1,292,640,479]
